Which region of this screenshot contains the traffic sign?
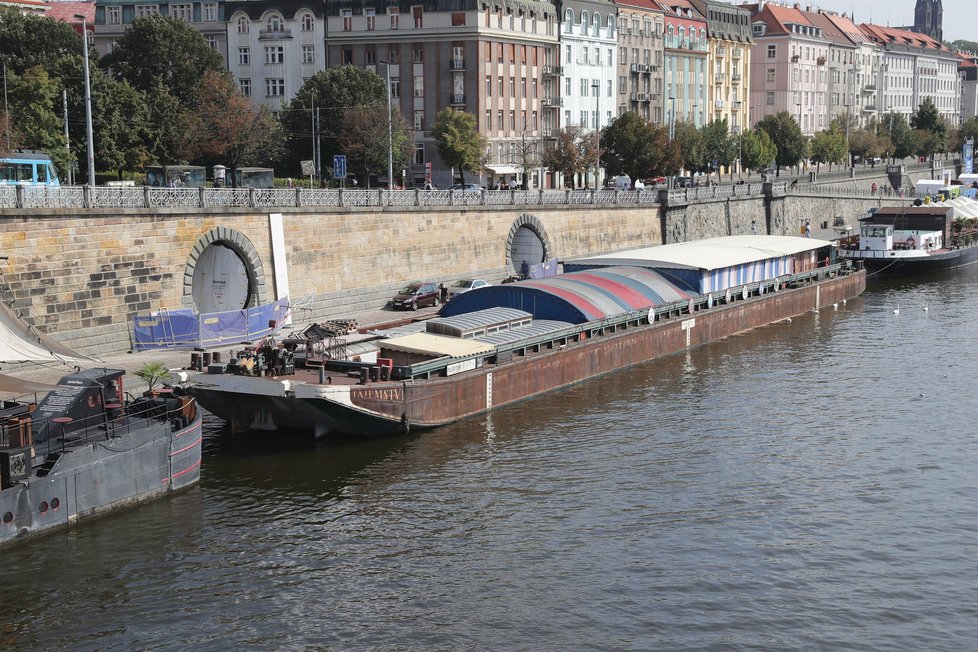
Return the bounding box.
[333,155,347,179]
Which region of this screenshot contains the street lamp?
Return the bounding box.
[592,81,600,189]
[379,61,394,190]
[75,14,96,188]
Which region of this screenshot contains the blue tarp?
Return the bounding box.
[133,297,290,351]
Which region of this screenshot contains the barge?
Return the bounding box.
[183,235,865,438]
[840,202,978,276]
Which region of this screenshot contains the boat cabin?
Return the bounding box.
[857,207,952,253]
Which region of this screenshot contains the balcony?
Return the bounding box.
[732,47,743,58]
[630,62,641,73]
[449,59,465,71]
[542,128,553,138]
[258,27,293,39]
[863,82,876,91]
[714,99,725,109]
[863,104,876,112]
[731,73,742,83]
[542,96,562,107]
[714,72,726,83]
[542,65,563,76]
[716,44,726,57]
[450,94,465,106]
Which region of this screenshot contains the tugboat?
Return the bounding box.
[840,201,978,276]
[0,293,202,547]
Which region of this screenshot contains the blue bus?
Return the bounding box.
[0,151,60,186]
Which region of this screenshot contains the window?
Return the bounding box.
[366,9,375,30]
[265,46,284,64]
[135,5,159,18]
[565,77,571,95]
[414,110,424,130]
[565,45,571,65]
[302,45,315,64]
[267,15,282,32]
[389,7,399,29]
[389,47,399,64]
[206,35,217,50]
[365,50,376,65]
[203,3,217,21]
[390,79,400,97]
[236,16,249,33]
[342,9,352,31]
[414,77,423,97]
[581,79,588,96]
[266,78,285,96]
[486,75,492,96]
[342,49,352,65]
[413,6,423,28]
[239,79,251,96]
[414,143,425,165]
[767,45,776,59]
[510,110,515,129]
[452,12,465,26]
[607,79,612,96]
[499,77,504,95]
[509,77,515,95]
[301,13,314,31]
[107,6,121,24]
[485,110,492,129]
[532,79,538,98]
[413,47,424,63]
[767,68,775,82]
[497,110,504,129]
[766,91,774,105]
[620,47,626,64]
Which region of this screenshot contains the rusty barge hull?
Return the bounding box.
[222,270,864,437]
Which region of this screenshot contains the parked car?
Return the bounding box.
[448,278,491,298]
[672,176,692,188]
[391,282,440,310]
[449,183,485,192]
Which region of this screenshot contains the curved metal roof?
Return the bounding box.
[439,266,693,324]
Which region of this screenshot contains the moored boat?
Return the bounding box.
[839,201,978,276]
[182,235,865,438]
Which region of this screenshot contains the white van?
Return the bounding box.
[611,176,644,190]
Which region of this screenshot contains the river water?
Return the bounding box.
[3,268,978,651]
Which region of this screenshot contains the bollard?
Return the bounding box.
[212,351,222,364]
[319,367,326,384]
[191,353,200,370]
[359,367,369,385]
[202,352,212,367]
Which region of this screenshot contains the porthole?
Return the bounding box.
[2,512,13,524]
[51,497,61,510]
[38,501,49,515]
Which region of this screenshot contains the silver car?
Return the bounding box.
[448,278,491,298]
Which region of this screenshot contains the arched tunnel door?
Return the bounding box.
[192,242,251,313]
[510,225,545,273]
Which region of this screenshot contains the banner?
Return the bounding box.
[133,297,290,351]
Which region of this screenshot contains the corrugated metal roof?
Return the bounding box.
[425,308,532,333]
[440,266,692,323]
[475,320,577,346]
[567,235,829,271]
[380,332,495,358]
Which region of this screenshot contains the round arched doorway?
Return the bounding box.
[506,213,552,274]
[191,242,252,313]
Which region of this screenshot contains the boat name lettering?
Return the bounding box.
[358,387,404,402]
[681,318,696,331]
[447,359,477,376]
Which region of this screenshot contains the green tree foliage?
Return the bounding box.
[700,118,737,174]
[142,81,184,165]
[876,113,917,160]
[600,112,669,187]
[0,8,82,74]
[949,116,978,154]
[180,70,283,187]
[6,67,70,179]
[910,97,947,154]
[915,129,942,160]
[0,111,18,157]
[948,39,978,53]
[280,67,388,176]
[848,126,888,162]
[542,126,596,188]
[432,109,487,184]
[338,103,413,187]
[809,127,848,171]
[100,14,224,107]
[739,128,777,174]
[673,121,705,173]
[755,112,808,171]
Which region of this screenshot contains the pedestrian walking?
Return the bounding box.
[804,220,811,238]
[751,220,757,235]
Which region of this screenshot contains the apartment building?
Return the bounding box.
[859,23,962,128]
[612,0,665,125]
[655,0,708,132]
[961,54,978,121]
[689,0,751,135]
[325,0,559,189]
[745,2,828,136]
[94,0,228,65]
[224,0,325,113]
[815,11,879,131]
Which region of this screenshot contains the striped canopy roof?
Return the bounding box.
[439,266,694,324]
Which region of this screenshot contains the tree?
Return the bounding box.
[700,118,738,179]
[949,39,978,52]
[180,70,284,186]
[755,111,808,172]
[0,8,82,75]
[0,111,21,157]
[280,67,388,175]
[848,126,887,162]
[809,127,847,172]
[673,120,705,173]
[876,113,917,160]
[338,103,413,187]
[949,116,978,154]
[600,112,663,188]
[910,97,947,156]
[431,109,487,184]
[739,128,777,174]
[142,81,184,165]
[5,66,70,180]
[101,14,225,107]
[542,126,598,188]
[510,127,542,190]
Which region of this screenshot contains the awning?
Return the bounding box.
[379,332,494,358]
[484,164,520,175]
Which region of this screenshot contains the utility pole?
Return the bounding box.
[2,59,9,152]
[63,90,72,185]
[75,15,96,187]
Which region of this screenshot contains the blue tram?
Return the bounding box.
[0,151,60,186]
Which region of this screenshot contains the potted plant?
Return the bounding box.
[135,361,170,397]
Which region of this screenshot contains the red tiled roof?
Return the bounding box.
[859,22,950,53]
[43,1,94,23]
[613,0,665,13]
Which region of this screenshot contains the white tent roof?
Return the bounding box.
[933,196,978,219]
[0,299,92,364]
[568,235,829,271]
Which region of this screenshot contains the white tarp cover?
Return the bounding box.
[380,332,495,358]
[568,235,829,272]
[0,299,92,363]
[0,373,62,393]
